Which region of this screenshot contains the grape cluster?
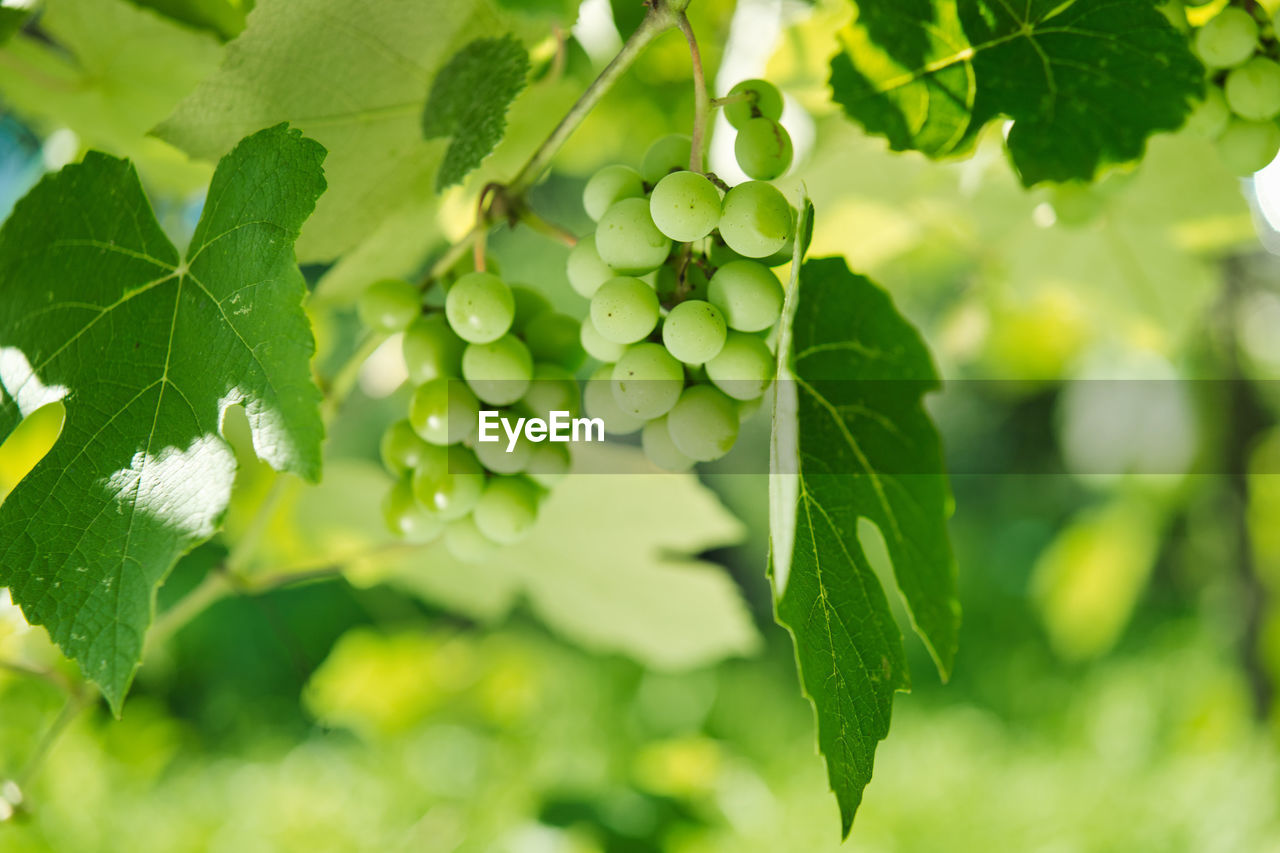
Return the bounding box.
[358,269,585,562]
[1188,3,1280,174]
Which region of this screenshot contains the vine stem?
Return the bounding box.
[677,12,711,173]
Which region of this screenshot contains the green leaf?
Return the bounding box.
[0,7,30,44]
[128,0,249,40]
[771,253,960,835]
[829,0,1203,184]
[0,124,326,712]
[422,36,530,190]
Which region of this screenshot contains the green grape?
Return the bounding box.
[724,78,784,130]
[584,164,645,221]
[474,424,534,474]
[641,415,695,472]
[1187,87,1232,139]
[358,278,420,332]
[708,233,744,267]
[526,442,571,487]
[443,515,500,562]
[662,299,727,364]
[518,363,581,421]
[567,234,615,298]
[382,477,444,543]
[1194,7,1257,69]
[509,285,552,334]
[706,331,774,400]
[380,418,434,474]
[445,271,514,343]
[641,134,693,184]
[1217,117,1280,174]
[410,378,480,445]
[666,384,739,462]
[472,476,541,545]
[412,445,485,520]
[462,334,534,406]
[1225,57,1280,121]
[584,363,645,434]
[590,276,660,344]
[707,260,784,332]
[737,394,764,423]
[595,198,671,275]
[611,343,684,419]
[524,311,586,370]
[1049,182,1103,227]
[649,171,722,242]
[402,312,466,384]
[718,181,793,258]
[580,315,627,362]
[734,118,793,180]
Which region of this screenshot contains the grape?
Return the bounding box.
[1049,182,1103,227]
[402,312,466,384]
[519,363,581,420]
[1216,117,1280,174]
[567,234,615,298]
[1194,8,1257,69]
[526,442,571,487]
[662,299,727,364]
[510,285,552,334]
[475,425,534,474]
[736,394,764,423]
[584,164,645,221]
[595,198,671,275]
[706,331,774,400]
[649,171,722,242]
[707,260,783,332]
[735,118,793,180]
[580,315,627,362]
[443,515,499,562]
[724,78,784,130]
[1186,87,1232,139]
[584,363,644,434]
[666,384,739,462]
[472,476,541,545]
[641,134,693,184]
[611,343,684,419]
[445,271,514,343]
[641,415,695,472]
[708,233,744,267]
[382,477,443,543]
[380,418,434,474]
[358,278,420,332]
[524,311,586,370]
[590,276,660,344]
[412,445,485,520]
[462,334,534,405]
[718,181,793,258]
[410,378,480,445]
[1226,57,1280,121]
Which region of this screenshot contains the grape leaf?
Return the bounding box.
[829,0,1203,184]
[422,36,530,190]
[128,0,249,39]
[771,255,959,835]
[0,7,30,44]
[0,124,326,712]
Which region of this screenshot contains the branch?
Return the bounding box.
[677,12,710,173]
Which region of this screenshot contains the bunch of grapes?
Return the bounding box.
[568,79,795,472]
[1187,2,1280,174]
[358,268,585,562]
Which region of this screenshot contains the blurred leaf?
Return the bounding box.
[129,0,249,39]
[0,6,31,44]
[0,125,326,711]
[611,0,646,38]
[829,0,1203,185]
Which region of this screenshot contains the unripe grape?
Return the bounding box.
[662,299,727,364]
[519,363,581,421]
[641,415,695,472]
[525,311,586,370]
[1187,87,1231,139]
[443,515,500,562]
[641,134,693,184]
[403,312,466,384]
[1194,8,1257,69]
[706,331,774,400]
[526,442,571,487]
[666,384,739,462]
[590,276,660,344]
[382,477,443,543]
[595,198,671,275]
[1226,57,1280,121]
[707,260,784,332]
[381,418,434,475]
[358,278,420,332]
[1217,117,1280,174]
[737,394,764,423]
[475,425,534,474]
[412,445,485,520]
[410,378,480,445]
[584,164,645,221]
[649,171,722,242]
[473,476,541,545]
[445,271,514,343]
[584,363,644,434]
[510,285,552,334]
[718,181,793,258]
[580,315,627,362]
[1049,182,1103,227]
[612,342,684,419]
[462,334,534,405]
[567,234,615,298]
[735,118,793,180]
[724,78,784,129]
